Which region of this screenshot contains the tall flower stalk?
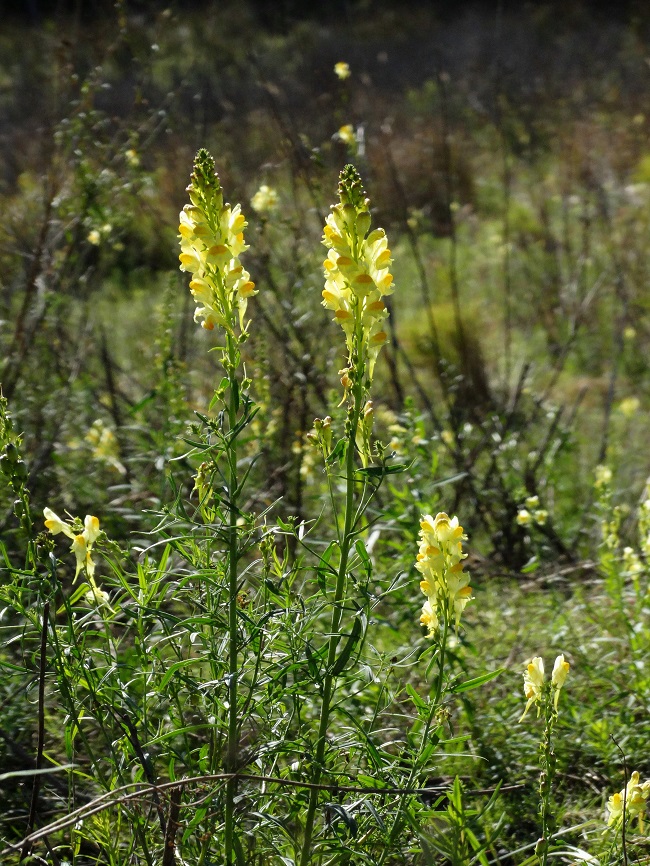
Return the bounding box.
[299,166,393,866]
[519,654,570,866]
[179,149,256,865]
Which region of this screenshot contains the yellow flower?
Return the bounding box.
[43,507,75,539]
[594,465,612,488]
[618,396,640,418]
[520,656,545,721]
[416,512,471,635]
[125,148,140,167]
[178,149,256,334]
[607,772,650,828]
[250,184,279,214]
[420,597,438,637]
[321,165,394,382]
[551,654,570,709]
[334,61,351,80]
[87,229,101,245]
[516,508,532,526]
[44,508,101,580]
[337,124,356,145]
[534,509,548,526]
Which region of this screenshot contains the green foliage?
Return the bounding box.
[2,3,650,865]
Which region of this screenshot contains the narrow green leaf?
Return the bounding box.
[451,668,504,694]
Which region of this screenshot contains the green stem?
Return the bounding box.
[538,694,557,866]
[378,611,450,866]
[298,377,365,866]
[225,333,240,866]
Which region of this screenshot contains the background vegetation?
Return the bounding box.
[1,1,650,863]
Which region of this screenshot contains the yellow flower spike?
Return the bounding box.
[179,148,256,336]
[520,656,545,721]
[416,511,471,636]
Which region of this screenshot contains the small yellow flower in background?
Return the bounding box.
[416,512,472,635]
[441,429,454,446]
[85,419,126,474]
[516,508,532,526]
[87,229,101,245]
[337,124,356,145]
[617,396,641,418]
[594,464,612,488]
[551,654,570,710]
[334,61,351,80]
[607,771,650,829]
[534,509,548,526]
[178,148,256,334]
[321,164,394,383]
[125,148,140,167]
[520,656,545,721]
[624,325,636,341]
[250,184,279,214]
[525,495,540,509]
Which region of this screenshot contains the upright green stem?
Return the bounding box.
[299,378,365,866]
[225,334,240,866]
[378,615,449,866]
[538,698,557,866]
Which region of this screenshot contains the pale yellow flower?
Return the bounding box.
[337,124,356,145]
[551,654,570,709]
[334,61,351,80]
[516,508,532,526]
[618,396,640,418]
[594,465,612,488]
[534,509,548,526]
[250,184,279,214]
[321,165,394,381]
[87,229,101,245]
[43,507,75,539]
[125,148,140,167]
[520,656,545,721]
[44,508,101,580]
[607,772,650,828]
[420,597,438,637]
[179,149,256,333]
[416,512,471,635]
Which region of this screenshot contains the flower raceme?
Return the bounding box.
[178,148,256,335]
[416,512,472,636]
[321,165,394,383]
[519,654,570,721]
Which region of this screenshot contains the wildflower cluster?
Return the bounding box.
[179,148,256,334]
[416,512,472,636]
[516,495,548,527]
[607,771,650,830]
[321,165,393,383]
[43,508,101,582]
[520,654,570,721]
